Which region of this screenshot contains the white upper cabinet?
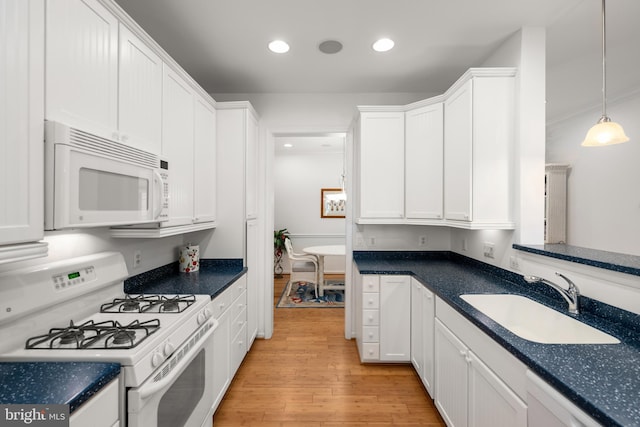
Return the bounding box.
[118,24,162,154]
[193,95,217,224]
[161,65,195,228]
[0,0,48,262]
[355,109,405,221]
[405,102,444,221]
[444,69,516,229]
[46,0,118,140]
[245,110,259,220]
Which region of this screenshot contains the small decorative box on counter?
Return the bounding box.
[179,244,199,273]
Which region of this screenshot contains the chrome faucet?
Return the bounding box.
[523,272,580,315]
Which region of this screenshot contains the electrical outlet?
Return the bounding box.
[133,250,142,268]
[483,242,495,259]
[419,235,427,246]
[510,256,520,270]
[368,236,376,246]
[355,235,365,247]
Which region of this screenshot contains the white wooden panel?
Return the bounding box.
[162,65,194,226]
[358,112,405,219]
[246,220,259,346]
[70,378,119,427]
[405,103,444,220]
[193,95,217,223]
[422,285,435,396]
[210,300,230,412]
[46,0,118,138]
[245,110,259,219]
[468,351,527,427]
[435,318,469,427]
[411,279,424,374]
[118,24,162,154]
[444,79,473,222]
[0,0,44,246]
[379,275,410,361]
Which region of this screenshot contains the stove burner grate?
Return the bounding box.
[100,294,196,314]
[25,319,161,350]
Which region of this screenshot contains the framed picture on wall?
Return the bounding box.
[321,188,346,218]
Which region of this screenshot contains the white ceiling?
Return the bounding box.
[114,0,640,123]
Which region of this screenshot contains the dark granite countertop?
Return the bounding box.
[0,362,120,413]
[124,258,246,298]
[514,243,640,277]
[353,251,640,427]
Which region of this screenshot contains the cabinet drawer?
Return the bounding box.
[231,306,247,338]
[362,275,380,292]
[361,343,380,360]
[363,326,379,343]
[229,277,247,300]
[230,290,247,320]
[210,290,233,319]
[362,293,380,309]
[363,309,380,326]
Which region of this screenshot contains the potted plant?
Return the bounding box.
[273,228,289,277]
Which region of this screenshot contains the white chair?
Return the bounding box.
[284,238,319,298]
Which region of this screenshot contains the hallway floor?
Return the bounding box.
[213,274,446,426]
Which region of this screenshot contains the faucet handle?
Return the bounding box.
[554,272,580,295]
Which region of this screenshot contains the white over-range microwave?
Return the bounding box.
[45,121,169,230]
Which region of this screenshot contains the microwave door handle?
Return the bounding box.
[136,321,216,400]
[152,171,163,220]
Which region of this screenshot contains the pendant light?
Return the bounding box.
[581,0,629,147]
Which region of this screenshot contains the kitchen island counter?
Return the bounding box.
[124,258,247,299]
[353,251,640,427]
[0,362,120,413]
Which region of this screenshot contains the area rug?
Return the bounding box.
[276,281,345,308]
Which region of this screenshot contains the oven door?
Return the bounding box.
[128,321,216,427]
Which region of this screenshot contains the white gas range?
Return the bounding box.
[0,252,217,427]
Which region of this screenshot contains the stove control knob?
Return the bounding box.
[197,308,212,325]
[163,341,175,357]
[151,351,164,368]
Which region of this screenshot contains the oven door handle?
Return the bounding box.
[137,320,217,400]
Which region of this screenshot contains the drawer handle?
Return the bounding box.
[219,303,226,309]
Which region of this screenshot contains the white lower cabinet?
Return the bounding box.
[435,297,527,427]
[355,273,410,362]
[526,370,601,427]
[410,278,435,397]
[210,275,249,414]
[70,378,120,427]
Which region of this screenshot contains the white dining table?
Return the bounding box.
[302,245,346,296]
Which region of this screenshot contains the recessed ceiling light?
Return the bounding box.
[372,38,394,52]
[268,40,290,53]
[283,143,293,148]
[318,40,343,54]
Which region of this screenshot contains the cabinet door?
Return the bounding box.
[421,286,435,396]
[405,103,444,220]
[0,0,44,247]
[162,65,194,226]
[379,275,410,361]
[118,24,162,154]
[468,351,526,427]
[358,112,405,219]
[211,300,231,412]
[46,0,118,139]
[435,318,469,427]
[245,110,259,219]
[193,96,217,224]
[246,221,258,346]
[410,279,424,374]
[444,80,473,222]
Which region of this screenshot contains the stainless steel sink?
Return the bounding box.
[460,294,619,344]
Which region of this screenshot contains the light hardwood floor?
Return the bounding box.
[213,274,446,426]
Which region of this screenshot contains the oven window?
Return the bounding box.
[79,168,149,210]
[157,350,205,427]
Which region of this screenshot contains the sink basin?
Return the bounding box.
[460,294,620,344]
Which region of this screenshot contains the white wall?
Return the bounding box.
[546,91,640,255]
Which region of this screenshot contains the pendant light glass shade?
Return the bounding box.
[581,0,629,147]
[582,117,630,146]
